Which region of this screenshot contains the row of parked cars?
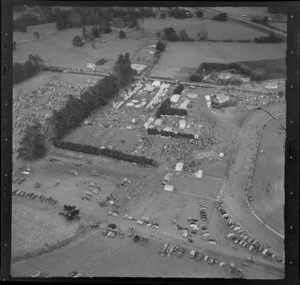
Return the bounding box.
[13,189,58,205]
[216,200,284,264]
[122,214,160,229]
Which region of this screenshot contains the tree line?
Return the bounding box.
[17,53,136,161]
[13,6,156,33]
[155,98,188,118]
[53,140,156,166]
[13,55,44,84]
[147,127,195,139]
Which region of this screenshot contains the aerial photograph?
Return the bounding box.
[11,5,286,279]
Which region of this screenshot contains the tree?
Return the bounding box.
[119,30,126,39]
[261,16,269,26]
[156,40,166,52]
[17,123,47,161]
[92,25,100,38]
[160,13,166,19]
[72,36,83,47]
[163,27,179,41]
[196,10,204,18]
[13,62,25,84]
[82,26,87,41]
[33,31,40,40]
[179,28,189,41]
[113,53,136,86]
[212,12,228,21]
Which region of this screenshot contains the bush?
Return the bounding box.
[196,10,204,18]
[212,12,228,21]
[119,30,126,39]
[190,73,203,82]
[72,36,83,47]
[160,13,166,19]
[92,25,100,38]
[254,32,284,43]
[156,40,166,52]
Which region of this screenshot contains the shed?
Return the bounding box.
[179,119,186,129]
[164,184,174,192]
[216,93,230,104]
[205,95,211,101]
[86,62,96,71]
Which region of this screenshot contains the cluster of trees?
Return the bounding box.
[189,62,263,82]
[251,16,269,26]
[254,32,285,43]
[195,10,204,18]
[267,7,287,14]
[113,53,137,87]
[53,140,156,166]
[13,13,39,32]
[212,12,228,21]
[155,98,188,118]
[162,27,194,42]
[17,123,47,161]
[13,54,43,84]
[147,127,194,139]
[168,8,192,19]
[173,83,184,94]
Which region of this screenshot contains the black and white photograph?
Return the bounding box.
[2,2,298,280]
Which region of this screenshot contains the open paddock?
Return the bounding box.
[157,42,286,68]
[143,18,266,40]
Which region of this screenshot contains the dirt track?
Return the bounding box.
[218,104,285,256]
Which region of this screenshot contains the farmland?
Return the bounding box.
[11,6,286,279]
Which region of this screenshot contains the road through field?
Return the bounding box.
[218,104,286,257]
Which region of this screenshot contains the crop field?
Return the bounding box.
[250,116,285,235]
[143,18,266,40]
[12,202,79,258]
[156,42,286,69]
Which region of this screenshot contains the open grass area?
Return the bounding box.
[143,17,266,40]
[156,42,286,68]
[250,116,285,235]
[12,203,79,259]
[14,24,142,71]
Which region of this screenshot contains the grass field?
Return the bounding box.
[143,17,266,40]
[238,58,286,80]
[250,116,285,235]
[12,203,79,258]
[156,42,286,68]
[14,24,142,71]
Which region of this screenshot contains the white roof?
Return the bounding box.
[187,93,198,99]
[144,84,155,92]
[170,94,181,103]
[164,184,174,191]
[179,119,186,129]
[195,170,203,178]
[152,80,161,87]
[154,118,163,126]
[205,95,211,101]
[178,99,190,109]
[175,162,184,172]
